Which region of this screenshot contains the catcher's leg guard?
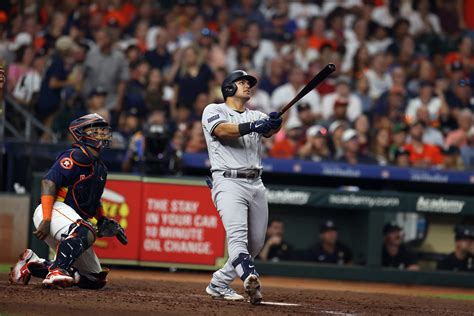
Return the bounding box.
[49,220,96,271]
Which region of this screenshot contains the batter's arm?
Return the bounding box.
[212,122,242,140]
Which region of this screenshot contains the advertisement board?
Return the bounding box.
[93,176,142,263]
[93,176,227,269]
[140,179,227,268]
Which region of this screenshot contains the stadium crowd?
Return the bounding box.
[1,0,474,171]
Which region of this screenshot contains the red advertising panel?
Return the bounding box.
[93,178,142,261]
[140,182,226,266]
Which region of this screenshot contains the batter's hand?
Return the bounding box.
[250,119,272,134]
[268,112,282,130]
[33,220,51,240]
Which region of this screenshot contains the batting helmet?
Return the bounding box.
[221,70,257,99]
[69,113,112,150]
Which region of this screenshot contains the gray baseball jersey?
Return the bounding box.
[201,102,269,288]
[201,103,268,172]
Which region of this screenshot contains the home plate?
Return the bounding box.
[260,301,301,306]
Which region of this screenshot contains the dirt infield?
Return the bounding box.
[1,270,473,315]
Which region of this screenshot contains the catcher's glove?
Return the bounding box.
[97,217,128,245]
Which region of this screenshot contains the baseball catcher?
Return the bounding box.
[9,113,127,289]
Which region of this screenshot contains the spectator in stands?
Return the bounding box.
[405,81,442,123]
[374,86,406,124]
[328,120,348,159]
[288,103,313,134]
[145,68,173,113]
[307,220,352,265]
[408,0,442,37]
[351,45,370,80]
[257,218,295,262]
[354,114,370,154]
[170,45,214,113]
[185,120,207,153]
[7,44,34,93]
[393,147,411,167]
[460,127,474,169]
[321,76,362,122]
[437,225,474,272]
[445,78,474,117]
[144,29,172,72]
[354,74,373,113]
[82,28,129,112]
[12,49,46,108]
[271,66,321,125]
[36,36,80,141]
[298,125,331,162]
[192,92,210,120]
[259,57,286,96]
[403,121,443,168]
[339,129,378,165]
[76,86,108,118]
[370,128,391,166]
[293,29,318,72]
[441,145,464,171]
[269,119,304,159]
[437,101,458,137]
[382,222,419,270]
[227,40,256,71]
[124,44,141,65]
[415,106,444,147]
[364,52,392,100]
[389,123,408,162]
[123,58,149,118]
[445,109,473,148]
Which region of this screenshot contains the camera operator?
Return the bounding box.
[122,109,179,175]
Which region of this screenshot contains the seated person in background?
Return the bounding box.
[393,147,411,167]
[338,129,378,165]
[437,225,474,272]
[308,220,352,265]
[441,145,464,170]
[257,218,294,262]
[298,125,332,162]
[382,222,419,270]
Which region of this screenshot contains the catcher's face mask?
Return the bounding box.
[69,113,113,150]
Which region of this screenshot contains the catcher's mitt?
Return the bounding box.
[97,217,128,245]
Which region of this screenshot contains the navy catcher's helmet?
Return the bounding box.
[69,113,112,150]
[221,70,257,99]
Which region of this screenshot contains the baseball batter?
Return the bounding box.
[202,70,282,304]
[9,113,127,289]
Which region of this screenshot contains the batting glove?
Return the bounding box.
[249,119,272,134]
[268,112,282,129]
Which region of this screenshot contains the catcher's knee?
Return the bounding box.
[67,220,96,249]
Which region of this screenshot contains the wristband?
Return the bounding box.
[238,122,252,136]
[41,195,54,221]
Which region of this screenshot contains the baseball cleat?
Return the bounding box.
[43,268,75,288]
[206,283,245,301]
[9,249,41,285]
[244,274,262,305]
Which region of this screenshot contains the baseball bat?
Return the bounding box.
[278,63,336,118]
